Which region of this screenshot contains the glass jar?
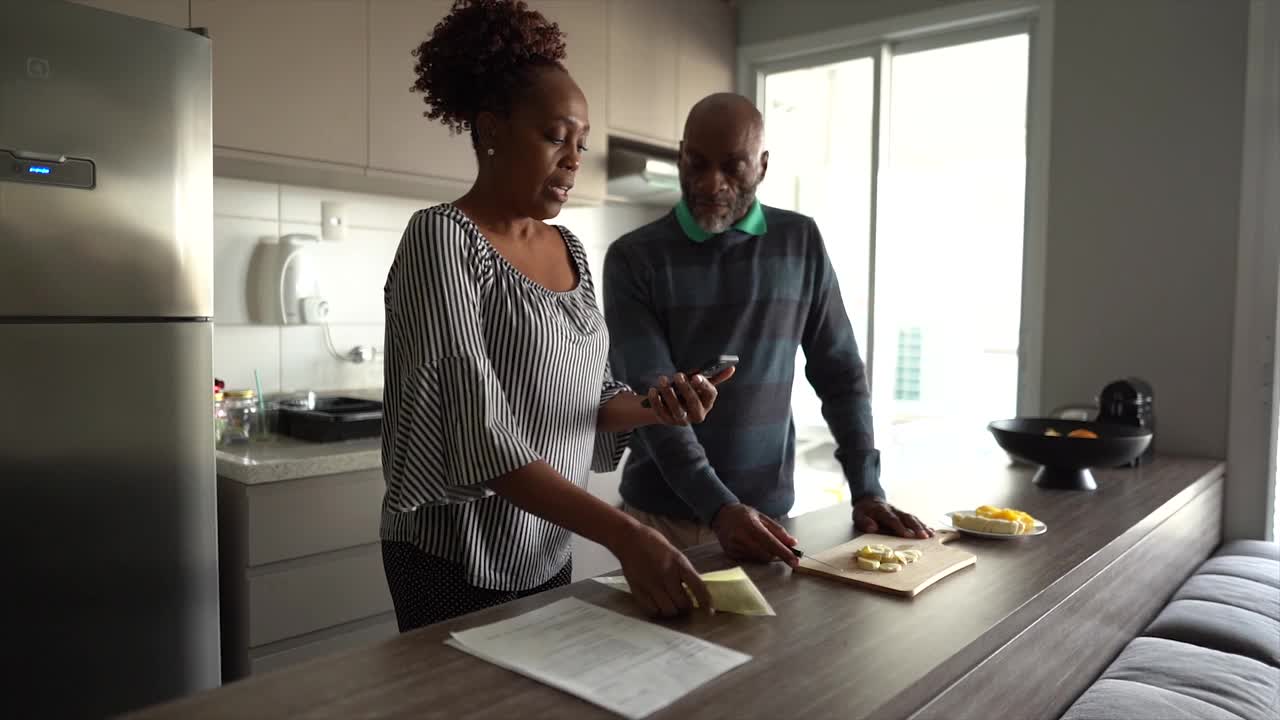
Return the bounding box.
[213,390,228,445]
[222,389,258,444]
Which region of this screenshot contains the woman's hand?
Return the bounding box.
[610,522,713,617]
[646,366,735,427]
[597,366,736,433]
[489,463,711,616]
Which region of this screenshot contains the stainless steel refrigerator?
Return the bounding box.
[1,1,220,716]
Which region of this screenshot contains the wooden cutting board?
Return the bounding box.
[794,532,975,597]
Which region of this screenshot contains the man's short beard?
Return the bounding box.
[683,180,761,235]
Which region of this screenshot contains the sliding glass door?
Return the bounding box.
[758,56,875,442]
[756,27,1032,514]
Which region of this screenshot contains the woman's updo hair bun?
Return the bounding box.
[411,0,568,148]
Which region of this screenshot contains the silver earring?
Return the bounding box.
[486,148,495,156]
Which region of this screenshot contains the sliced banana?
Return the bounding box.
[857,544,892,559]
[853,544,924,570]
[983,518,1022,535]
[953,511,1018,534]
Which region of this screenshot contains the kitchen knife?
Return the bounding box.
[791,547,846,572]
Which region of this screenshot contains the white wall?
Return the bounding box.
[1038,0,1248,460]
[210,177,665,396]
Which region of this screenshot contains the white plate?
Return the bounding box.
[942,511,1047,538]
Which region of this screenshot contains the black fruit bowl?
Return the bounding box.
[988,418,1153,491]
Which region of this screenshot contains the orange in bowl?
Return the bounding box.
[1067,428,1099,439]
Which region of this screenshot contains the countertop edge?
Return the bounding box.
[864,458,1226,720]
[215,450,383,485]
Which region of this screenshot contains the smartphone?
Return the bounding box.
[641,355,739,409]
[697,355,739,379]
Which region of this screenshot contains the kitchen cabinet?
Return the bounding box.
[368,0,610,201]
[180,0,732,202]
[607,0,679,146]
[676,0,736,132]
[192,1,368,167]
[70,0,189,27]
[368,0,476,184]
[219,469,396,681]
[607,0,735,148]
[539,0,610,202]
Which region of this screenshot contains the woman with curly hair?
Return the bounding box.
[380,0,731,630]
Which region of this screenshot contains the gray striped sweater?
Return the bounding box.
[603,205,882,524]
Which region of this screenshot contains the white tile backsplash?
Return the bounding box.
[275,222,400,325]
[213,177,279,220]
[213,325,282,394]
[213,217,279,325]
[557,202,667,254]
[279,325,385,392]
[557,203,667,303]
[213,178,667,395]
[279,184,432,231]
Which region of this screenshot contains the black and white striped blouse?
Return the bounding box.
[380,204,630,591]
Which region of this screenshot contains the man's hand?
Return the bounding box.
[852,496,933,539]
[712,503,799,567]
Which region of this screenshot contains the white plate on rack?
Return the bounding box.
[942,511,1047,538]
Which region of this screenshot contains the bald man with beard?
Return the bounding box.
[603,93,932,566]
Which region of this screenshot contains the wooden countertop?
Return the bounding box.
[131,455,1224,720]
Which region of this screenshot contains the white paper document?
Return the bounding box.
[446,597,751,719]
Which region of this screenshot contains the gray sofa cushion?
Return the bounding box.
[1142,540,1280,667]
[1171,573,1280,620]
[1145,598,1280,667]
[1061,637,1280,720]
[1195,555,1280,591]
[1216,539,1280,563]
[1062,541,1280,720]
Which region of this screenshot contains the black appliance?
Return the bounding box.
[1096,378,1155,466]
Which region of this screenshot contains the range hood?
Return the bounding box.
[606,139,681,206]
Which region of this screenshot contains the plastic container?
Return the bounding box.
[276,396,382,443]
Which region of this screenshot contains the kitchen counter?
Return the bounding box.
[216,433,381,484]
[216,388,383,484]
[135,455,1224,720]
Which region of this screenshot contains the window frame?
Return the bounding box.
[739,0,1054,418]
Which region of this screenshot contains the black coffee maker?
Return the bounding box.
[1096,378,1155,466]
